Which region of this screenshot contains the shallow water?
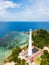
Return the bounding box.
[0,48,12,65]
[0,32,29,65]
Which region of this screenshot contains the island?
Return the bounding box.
[3,29,49,65]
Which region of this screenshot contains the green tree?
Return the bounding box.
[40,50,49,65]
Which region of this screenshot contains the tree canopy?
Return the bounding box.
[32,29,49,49]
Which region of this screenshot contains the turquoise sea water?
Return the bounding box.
[0,22,49,64]
[0,32,28,65]
[0,47,12,65]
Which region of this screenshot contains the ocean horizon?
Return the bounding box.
[0,22,49,37]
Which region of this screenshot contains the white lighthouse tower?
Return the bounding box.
[28,29,32,56]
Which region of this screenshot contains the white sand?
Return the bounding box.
[43,46,49,52]
[4,62,15,65]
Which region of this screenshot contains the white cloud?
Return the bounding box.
[27,0,49,21]
[15,0,49,21]
[20,9,32,19]
[0,1,22,15]
[0,0,49,21]
[0,1,22,9]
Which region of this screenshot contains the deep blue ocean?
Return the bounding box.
[0,22,49,37]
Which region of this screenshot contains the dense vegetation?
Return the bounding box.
[40,50,49,65]
[9,46,29,65]
[32,29,49,49]
[32,29,49,65]
[9,46,22,62]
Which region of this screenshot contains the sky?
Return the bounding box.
[0,0,49,21]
